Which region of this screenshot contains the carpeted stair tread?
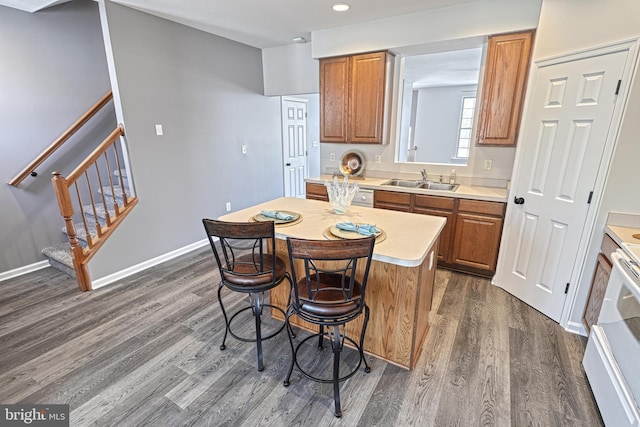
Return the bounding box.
[99,185,130,200]
[82,202,116,223]
[42,243,76,277]
[62,221,99,244]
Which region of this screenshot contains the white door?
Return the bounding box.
[281,98,308,198]
[495,48,629,322]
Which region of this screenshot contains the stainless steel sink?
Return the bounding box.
[420,182,459,191]
[381,179,459,192]
[381,179,423,188]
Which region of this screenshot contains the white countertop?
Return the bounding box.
[219,197,446,268]
[307,174,509,203]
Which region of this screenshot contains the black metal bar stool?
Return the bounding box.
[284,236,375,418]
[202,219,292,371]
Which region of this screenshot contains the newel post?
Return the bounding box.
[51,171,91,291]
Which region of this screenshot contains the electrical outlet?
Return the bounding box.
[241,145,247,154]
[484,160,493,171]
[375,155,381,164]
[225,202,231,211]
[330,153,336,161]
[155,124,163,136]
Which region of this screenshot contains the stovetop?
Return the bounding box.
[623,243,640,266]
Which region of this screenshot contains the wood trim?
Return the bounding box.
[67,125,124,183]
[51,123,135,292]
[8,91,113,186]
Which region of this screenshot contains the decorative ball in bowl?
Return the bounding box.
[324,176,359,214]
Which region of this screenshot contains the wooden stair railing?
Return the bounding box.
[9,91,114,187]
[52,124,138,292]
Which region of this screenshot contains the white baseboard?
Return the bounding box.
[0,260,50,283]
[91,239,211,290]
[564,320,587,337]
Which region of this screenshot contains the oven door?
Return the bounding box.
[584,249,640,426]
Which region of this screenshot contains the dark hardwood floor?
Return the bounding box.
[0,247,603,426]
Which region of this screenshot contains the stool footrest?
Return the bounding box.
[292,332,364,384]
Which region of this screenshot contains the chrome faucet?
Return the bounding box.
[420,169,428,182]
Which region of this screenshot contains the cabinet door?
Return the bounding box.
[414,195,455,263]
[305,182,329,202]
[414,207,454,263]
[320,56,349,142]
[477,30,534,146]
[452,212,503,272]
[349,52,387,143]
[583,252,612,333]
[373,190,411,212]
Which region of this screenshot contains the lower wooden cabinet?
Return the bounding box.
[452,199,505,274]
[374,190,505,276]
[582,233,618,333]
[372,190,411,212]
[305,182,328,201]
[414,194,454,264]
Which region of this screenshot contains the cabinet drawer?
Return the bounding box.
[415,194,455,210]
[458,199,505,216]
[353,190,374,207]
[374,190,411,205]
[306,182,328,201]
[601,233,619,264]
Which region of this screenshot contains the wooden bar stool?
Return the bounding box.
[202,219,292,371]
[284,236,375,417]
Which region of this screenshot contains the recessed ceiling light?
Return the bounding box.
[332,3,350,12]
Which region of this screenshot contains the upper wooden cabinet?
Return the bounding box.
[476,30,534,146]
[320,51,394,144]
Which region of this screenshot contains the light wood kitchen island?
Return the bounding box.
[219,196,445,370]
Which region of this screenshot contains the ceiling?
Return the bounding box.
[403,47,483,89]
[1,0,478,48]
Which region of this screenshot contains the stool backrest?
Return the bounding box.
[202,219,277,286]
[286,237,375,311]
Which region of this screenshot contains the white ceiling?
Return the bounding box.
[403,47,483,89]
[1,0,478,48]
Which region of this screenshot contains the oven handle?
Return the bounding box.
[611,250,640,301]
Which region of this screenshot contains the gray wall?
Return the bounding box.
[412,85,477,164]
[0,0,115,273]
[90,2,284,279]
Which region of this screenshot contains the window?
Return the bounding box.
[456,96,476,158]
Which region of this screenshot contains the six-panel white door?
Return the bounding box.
[281,98,308,198]
[495,49,628,322]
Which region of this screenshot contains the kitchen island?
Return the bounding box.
[219,196,445,370]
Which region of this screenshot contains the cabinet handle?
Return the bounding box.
[285,163,291,166]
[514,197,525,205]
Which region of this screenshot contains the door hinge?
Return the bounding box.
[565,283,570,294]
[587,191,593,204]
[615,79,622,95]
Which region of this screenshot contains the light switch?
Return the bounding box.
[241,145,247,154]
[484,160,493,170]
[155,124,163,136]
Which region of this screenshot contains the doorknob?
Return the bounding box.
[514,197,525,205]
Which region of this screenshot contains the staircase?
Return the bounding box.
[9,92,137,292]
[42,168,131,279]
